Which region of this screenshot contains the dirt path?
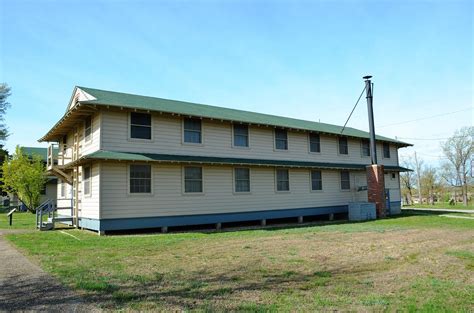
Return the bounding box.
[0,231,99,312]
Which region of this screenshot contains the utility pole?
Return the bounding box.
[363,75,377,164]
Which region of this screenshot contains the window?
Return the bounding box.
[184,118,202,144]
[309,133,321,153]
[84,116,92,142]
[361,139,370,157]
[234,168,250,192]
[276,169,290,191]
[311,170,322,191]
[383,142,391,158]
[275,129,288,150]
[129,165,151,193]
[340,171,350,190]
[130,112,152,140]
[338,137,348,155]
[391,172,396,180]
[83,166,91,195]
[233,124,249,147]
[184,167,203,193]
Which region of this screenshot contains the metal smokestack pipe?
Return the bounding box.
[363,75,377,164]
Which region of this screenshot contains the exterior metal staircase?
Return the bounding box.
[36,199,74,231]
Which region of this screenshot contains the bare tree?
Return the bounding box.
[441,127,474,206]
[414,152,423,203]
[421,166,438,205]
[400,158,415,205]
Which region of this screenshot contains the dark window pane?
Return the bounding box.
[130,165,151,193]
[83,166,91,195]
[276,169,289,191]
[184,118,202,131]
[131,125,152,139]
[339,137,348,155]
[235,168,250,192]
[184,167,203,193]
[309,134,321,152]
[340,171,350,190]
[311,170,322,191]
[184,130,201,143]
[85,116,92,141]
[383,143,391,158]
[275,129,288,150]
[234,125,249,147]
[131,112,151,126]
[361,140,370,156]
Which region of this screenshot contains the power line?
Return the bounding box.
[341,85,366,134]
[378,107,472,128]
[397,137,450,141]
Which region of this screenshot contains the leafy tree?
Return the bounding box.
[441,127,473,206]
[414,152,424,203]
[0,83,11,142]
[1,146,46,213]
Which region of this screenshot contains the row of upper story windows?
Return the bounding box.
[75,112,392,159]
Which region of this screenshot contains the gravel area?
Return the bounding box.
[0,231,99,312]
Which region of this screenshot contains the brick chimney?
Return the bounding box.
[367,164,386,217]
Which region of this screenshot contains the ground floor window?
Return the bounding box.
[234,168,250,192]
[340,171,350,190]
[83,166,91,195]
[184,166,203,193]
[311,170,322,191]
[130,164,151,193]
[276,169,290,191]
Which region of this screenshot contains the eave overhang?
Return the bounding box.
[62,150,413,172]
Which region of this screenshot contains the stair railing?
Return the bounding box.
[36,199,55,230]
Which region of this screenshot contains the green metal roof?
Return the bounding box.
[76,150,411,172]
[77,86,411,147]
[20,147,58,162]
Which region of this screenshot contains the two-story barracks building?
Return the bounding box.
[40,87,411,234]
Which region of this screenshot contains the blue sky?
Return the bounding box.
[1,0,472,165]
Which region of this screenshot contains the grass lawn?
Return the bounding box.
[3,213,474,311]
[403,202,474,210]
[0,209,37,230]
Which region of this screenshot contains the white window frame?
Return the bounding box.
[83,166,91,197]
[275,168,290,192]
[232,124,250,149]
[127,164,153,196]
[310,169,323,192]
[182,166,204,195]
[128,112,153,142]
[274,129,289,151]
[60,179,66,198]
[182,118,204,146]
[233,167,251,194]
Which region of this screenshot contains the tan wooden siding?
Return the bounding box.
[100,111,400,166]
[101,162,380,219]
[78,164,100,219]
[60,112,101,166]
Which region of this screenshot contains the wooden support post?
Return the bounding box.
[298,216,304,224]
[261,219,266,226]
[329,213,334,221]
[161,226,168,233]
[216,223,222,231]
